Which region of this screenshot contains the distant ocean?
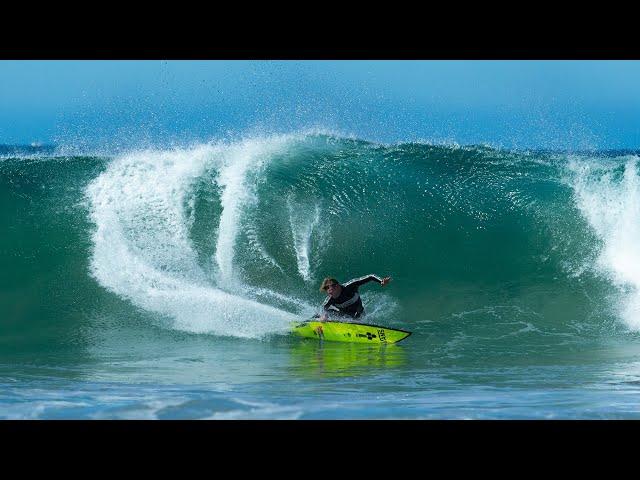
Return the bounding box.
[3,133,640,419]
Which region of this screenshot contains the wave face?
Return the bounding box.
[3,134,640,350]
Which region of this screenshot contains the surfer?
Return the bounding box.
[318,275,392,321]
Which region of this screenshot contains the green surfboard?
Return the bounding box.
[292,320,411,344]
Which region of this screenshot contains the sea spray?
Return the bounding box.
[568,155,640,330]
[288,198,322,282]
[86,139,301,338]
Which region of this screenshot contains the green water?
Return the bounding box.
[3,135,640,418]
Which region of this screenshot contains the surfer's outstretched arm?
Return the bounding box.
[344,274,392,288]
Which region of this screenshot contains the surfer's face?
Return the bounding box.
[326,283,341,298]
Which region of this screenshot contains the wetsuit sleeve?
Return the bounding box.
[322,295,339,311]
[343,274,384,289]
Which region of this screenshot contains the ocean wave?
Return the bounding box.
[3,132,640,341]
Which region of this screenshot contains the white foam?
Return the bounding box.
[288,198,322,281]
[569,155,640,330]
[86,136,303,338]
[214,138,291,283]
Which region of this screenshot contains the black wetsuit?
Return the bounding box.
[322,274,384,319]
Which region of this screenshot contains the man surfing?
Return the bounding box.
[318,274,392,321]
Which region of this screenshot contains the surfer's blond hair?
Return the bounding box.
[320,277,339,292]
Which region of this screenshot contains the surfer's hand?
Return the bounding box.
[381,276,392,286]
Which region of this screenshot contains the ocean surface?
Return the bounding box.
[3,132,640,419]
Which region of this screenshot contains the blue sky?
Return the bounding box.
[1,60,639,149]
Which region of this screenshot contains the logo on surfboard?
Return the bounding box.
[356,332,377,340]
